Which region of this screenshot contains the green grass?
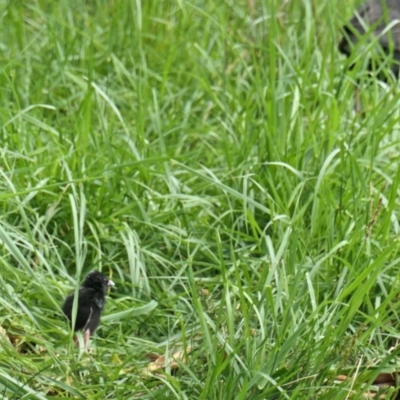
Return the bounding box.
[1,0,400,398]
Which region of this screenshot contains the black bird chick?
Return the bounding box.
[339,0,400,76]
[62,271,114,350]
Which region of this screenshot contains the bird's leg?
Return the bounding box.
[80,307,93,352]
[83,328,91,351]
[73,333,86,350]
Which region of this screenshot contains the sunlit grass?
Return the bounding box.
[1,0,400,398]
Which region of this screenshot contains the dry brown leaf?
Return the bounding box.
[142,346,193,376]
[7,333,46,354]
[145,353,162,362]
[0,326,10,343]
[335,372,400,399]
[0,327,12,351]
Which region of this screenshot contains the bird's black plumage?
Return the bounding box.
[339,0,400,76]
[62,271,114,348]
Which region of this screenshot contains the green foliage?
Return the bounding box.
[0,0,400,398]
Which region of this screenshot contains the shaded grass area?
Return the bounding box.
[1,0,400,398]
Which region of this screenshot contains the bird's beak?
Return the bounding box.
[107,279,115,288]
